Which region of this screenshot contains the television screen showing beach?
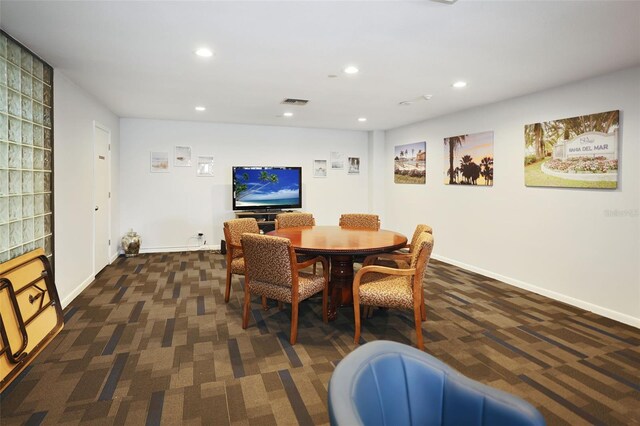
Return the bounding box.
[233,167,301,208]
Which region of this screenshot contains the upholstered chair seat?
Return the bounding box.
[229,257,245,274]
[358,273,414,310]
[248,272,326,303]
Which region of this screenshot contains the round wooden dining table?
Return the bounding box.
[267,225,408,320]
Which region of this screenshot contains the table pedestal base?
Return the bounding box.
[328,254,355,321]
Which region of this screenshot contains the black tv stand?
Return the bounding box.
[235,210,295,233]
[251,209,293,214]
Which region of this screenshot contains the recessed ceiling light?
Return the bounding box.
[195,106,206,111]
[452,81,467,88]
[344,66,359,74]
[195,48,213,57]
[283,112,293,117]
[358,117,367,122]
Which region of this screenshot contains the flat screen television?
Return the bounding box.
[232,166,302,211]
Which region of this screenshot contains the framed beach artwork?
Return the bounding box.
[174,145,192,167]
[524,110,619,189]
[394,142,426,184]
[313,159,327,177]
[444,131,494,186]
[150,151,169,172]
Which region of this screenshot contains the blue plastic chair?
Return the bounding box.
[328,341,545,426]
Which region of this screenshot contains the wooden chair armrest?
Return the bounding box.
[227,242,243,257]
[228,242,242,250]
[297,255,328,272]
[363,252,411,266]
[353,265,416,288]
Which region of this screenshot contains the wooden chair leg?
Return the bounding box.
[225,270,232,303]
[364,306,376,318]
[290,302,299,345]
[353,294,361,345]
[262,296,268,310]
[242,289,251,329]
[414,305,424,351]
[322,283,328,323]
[421,295,427,321]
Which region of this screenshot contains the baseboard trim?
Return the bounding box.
[61,273,95,310]
[432,253,640,329]
[139,244,220,254]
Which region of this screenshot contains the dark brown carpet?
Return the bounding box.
[1,252,638,425]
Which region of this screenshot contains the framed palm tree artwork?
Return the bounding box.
[444,131,494,186]
[524,110,618,189]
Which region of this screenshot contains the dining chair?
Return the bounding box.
[222,218,260,303]
[369,224,433,268]
[274,212,318,276]
[353,231,434,350]
[339,213,380,230]
[360,224,433,320]
[274,212,315,229]
[241,233,329,344]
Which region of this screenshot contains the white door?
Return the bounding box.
[94,123,110,274]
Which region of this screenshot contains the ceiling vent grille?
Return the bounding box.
[281,98,309,106]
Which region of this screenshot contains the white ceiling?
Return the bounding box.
[2,1,639,131]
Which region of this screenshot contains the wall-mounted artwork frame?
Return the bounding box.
[150,151,169,172]
[444,131,494,186]
[330,151,344,169]
[174,145,192,167]
[524,110,619,189]
[196,156,214,177]
[394,142,426,184]
[348,157,360,175]
[313,159,327,178]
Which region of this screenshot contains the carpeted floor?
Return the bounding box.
[1,252,638,425]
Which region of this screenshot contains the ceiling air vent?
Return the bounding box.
[281,98,309,106]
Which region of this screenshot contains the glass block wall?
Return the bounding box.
[0,31,54,265]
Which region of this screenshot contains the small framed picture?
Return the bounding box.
[313,159,327,178]
[330,151,344,169]
[174,145,192,167]
[197,156,215,177]
[150,151,169,172]
[348,157,360,174]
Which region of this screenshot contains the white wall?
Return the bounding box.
[368,130,386,224]
[119,119,368,252]
[54,71,120,307]
[385,66,640,327]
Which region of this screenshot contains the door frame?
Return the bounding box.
[92,121,112,275]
